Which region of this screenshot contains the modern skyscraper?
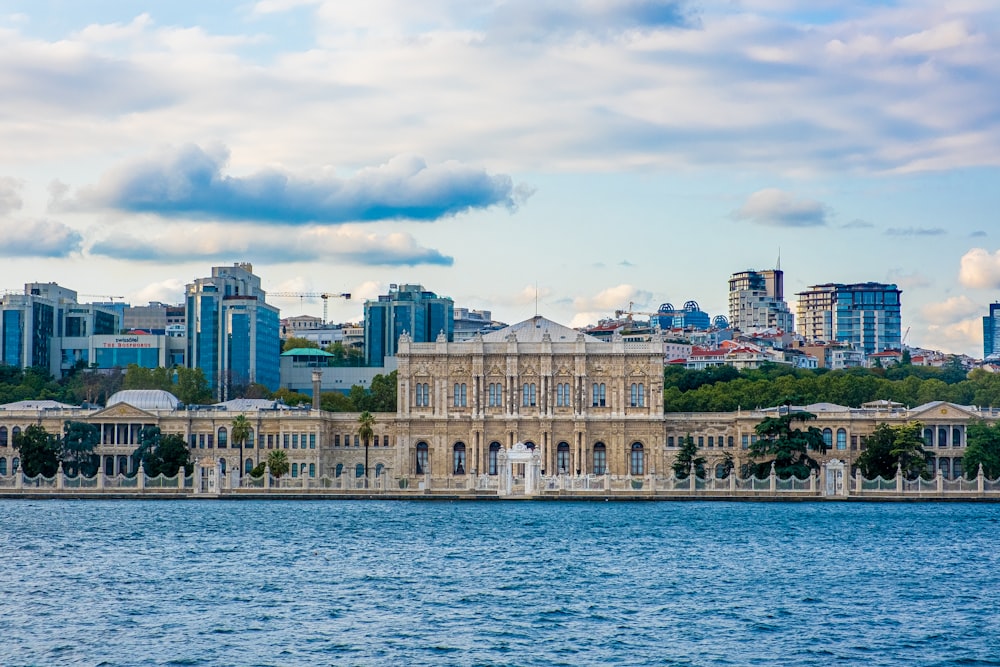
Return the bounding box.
[0,283,118,377]
[796,282,902,355]
[186,263,280,399]
[728,269,794,333]
[364,284,454,366]
[984,303,1000,360]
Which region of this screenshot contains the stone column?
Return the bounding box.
[729,468,737,493]
[936,468,944,493]
[689,463,696,493]
[138,463,146,491]
[264,464,271,489]
[978,463,985,494]
[810,469,817,494]
[56,462,64,490]
[895,463,903,494]
[312,370,322,410]
[178,467,185,490]
[96,467,104,491]
[769,462,776,494]
[854,467,862,497]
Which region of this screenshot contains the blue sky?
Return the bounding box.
[2,0,1000,357]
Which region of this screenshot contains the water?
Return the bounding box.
[1,500,998,667]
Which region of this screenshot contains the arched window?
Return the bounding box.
[453,442,467,475]
[715,463,727,479]
[953,427,963,447]
[0,458,6,475]
[118,456,129,475]
[488,442,501,475]
[335,463,344,477]
[938,427,948,447]
[836,429,847,450]
[291,463,298,477]
[557,442,570,474]
[524,441,536,450]
[355,463,365,478]
[923,428,933,445]
[245,458,253,474]
[822,428,833,448]
[218,427,228,449]
[246,428,254,448]
[12,457,19,473]
[0,426,7,447]
[375,463,384,478]
[593,442,607,475]
[218,458,226,475]
[416,441,429,474]
[309,463,316,477]
[630,442,645,476]
[12,426,21,440]
[939,458,951,478]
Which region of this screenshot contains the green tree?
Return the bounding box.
[358,410,375,486]
[62,420,100,476]
[964,420,1000,480]
[320,391,355,412]
[230,414,252,480]
[855,422,931,480]
[132,426,192,477]
[267,449,290,478]
[282,336,319,352]
[274,387,311,406]
[324,342,364,367]
[672,434,706,479]
[749,411,828,479]
[349,371,398,412]
[173,367,213,405]
[13,424,60,477]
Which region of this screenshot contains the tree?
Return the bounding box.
[231,414,252,482]
[348,371,398,412]
[131,426,192,477]
[320,391,355,412]
[282,337,319,352]
[749,411,828,479]
[267,450,289,478]
[672,434,706,479]
[358,411,375,487]
[173,367,213,405]
[62,420,100,476]
[964,420,1000,480]
[13,424,60,477]
[855,422,931,480]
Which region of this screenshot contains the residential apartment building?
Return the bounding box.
[796,282,902,355]
[728,269,794,333]
[186,263,280,399]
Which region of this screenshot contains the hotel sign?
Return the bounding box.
[101,336,155,349]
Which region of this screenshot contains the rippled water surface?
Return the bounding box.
[2,500,999,666]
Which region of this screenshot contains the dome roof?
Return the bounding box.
[106,389,180,411]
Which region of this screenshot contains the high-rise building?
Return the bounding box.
[796,282,902,355]
[728,269,794,333]
[0,283,118,377]
[984,303,1000,360]
[364,284,454,366]
[186,263,280,399]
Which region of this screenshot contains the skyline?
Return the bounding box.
[2,1,1000,357]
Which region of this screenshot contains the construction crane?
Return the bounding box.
[269,291,351,325]
[79,294,126,303]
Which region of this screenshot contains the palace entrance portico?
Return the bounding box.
[497,442,542,497]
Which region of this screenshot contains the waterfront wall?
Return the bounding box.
[2,464,998,500]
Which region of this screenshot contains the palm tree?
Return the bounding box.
[357,411,375,488]
[267,450,289,478]
[231,414,251,485]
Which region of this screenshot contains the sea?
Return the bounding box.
[1,499,998,666]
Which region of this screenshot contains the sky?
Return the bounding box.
[2,0,1000,357]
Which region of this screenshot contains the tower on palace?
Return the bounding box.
[727,269,794,333]
[795,282,902,355]
[186,263,280,399]
[364,284,454,367]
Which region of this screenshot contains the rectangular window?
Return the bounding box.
[292,434,299,449]
[667,436,674,447]
[355,435,360,447]
[309,433,316,449]
[741,435,749,450]
[283,433,289,449]
[267,434,274,449]
[334,434,340,447]
[708,436,714,448]
[207,434,214,448]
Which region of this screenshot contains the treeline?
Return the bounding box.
[663,362,1000,412]
[0,363,122,406]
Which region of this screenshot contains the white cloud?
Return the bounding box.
[734,189,828,227]
[0,176,23,215]
[0,218,82,257]
[959,248,1000,289]
[573,284,652,312]
[892,20,980,53]
[921,319,983,357]
[133,278,186,305]
[921,295,981,325]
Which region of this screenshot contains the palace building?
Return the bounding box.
[0,316,989,489]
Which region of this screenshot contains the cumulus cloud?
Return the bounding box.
[134,278,186,305]
[88,223,452,266]
[733,189,828,227]
[885,270,931,291]
[885,227,946,236]
[921,296,981,325]
[573,284,652,312]
[0,218,83,257]
[0,177,23,215]
[959,248,1000,289]
[65,144,530,224]
[921,319,983,358]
